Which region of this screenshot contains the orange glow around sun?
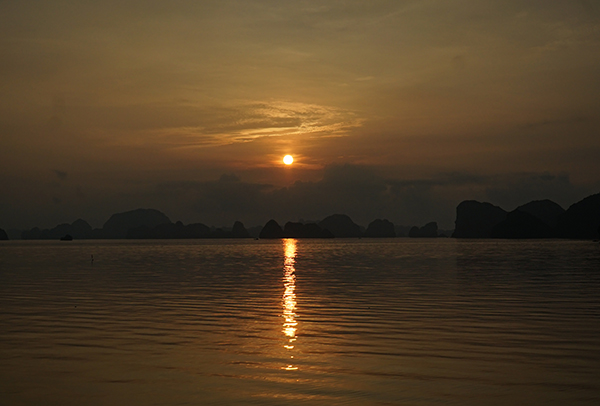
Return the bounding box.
[283,155,293,165]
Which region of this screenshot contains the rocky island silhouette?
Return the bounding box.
[7,193,600,241]
[452,193,600,240]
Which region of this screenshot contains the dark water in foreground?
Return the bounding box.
[1,239,599,405]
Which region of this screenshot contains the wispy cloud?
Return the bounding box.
[53,170,67,181]
[103,100,364,150]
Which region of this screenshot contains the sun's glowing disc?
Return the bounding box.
[283,155,294,165]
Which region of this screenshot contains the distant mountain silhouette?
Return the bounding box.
[306,223,326,238]
[0,228,8,240]
[209,227,228,238]
[208,227,238,238]
[126,222,181,239]
[421,222,438,237]
[17,210,247,240]
[47,223,77,239]
[182,223,211,238]
[515,199,564,228]
[12,193,600,241]
[6,229,21,240]
[408,222,438,238]
[246,226,262,239]
[318,214,362,238]
[125,221,252,239]
[21,227,42,240]
[394,225,411,238]
[318,227,335,238]
[70,219,93,238]
[556,193,600,239]
[452,201,507,238]
[282,222,334,238]
[438,228,454,238]
[283,222,306,238]
[231,221,250,238]
[453,194,599,239]
[22,219,92,240]
[491,210,553,239]
[364,219,395,238]
[102,208,171,239]
[125,225,155,239]
[259,219,284,239]
[490,198,564,239]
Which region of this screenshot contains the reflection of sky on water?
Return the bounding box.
[1,240,599,404]
[282,239,298,371]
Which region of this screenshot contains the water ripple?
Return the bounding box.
[1,239,599,405]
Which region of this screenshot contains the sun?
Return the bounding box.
[283,155,294,165]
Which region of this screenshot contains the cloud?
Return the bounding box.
[75,185,85,199]
[156,174,273,224]
[151,165,591,229]
[518,116,589,130]
[154,164,399,226]
[1,161,594,230]
[483,172,582,211]
[83,100,363,152]
[53,170,67,181]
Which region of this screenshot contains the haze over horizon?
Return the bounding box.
[2,1,599,230]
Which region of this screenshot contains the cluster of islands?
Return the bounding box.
[1,193,599,241]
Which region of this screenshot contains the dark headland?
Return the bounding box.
[452,193,600,240]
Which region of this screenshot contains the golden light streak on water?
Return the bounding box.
[282,238,298,370]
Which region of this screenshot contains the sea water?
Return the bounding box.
[1,238,599,405]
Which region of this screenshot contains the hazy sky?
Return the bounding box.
[1,0,599,230]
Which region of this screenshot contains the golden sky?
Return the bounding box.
[1,1,599,229]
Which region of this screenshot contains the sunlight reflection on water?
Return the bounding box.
[282,239,299,371]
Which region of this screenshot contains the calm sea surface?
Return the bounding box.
[1,239,599,405]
